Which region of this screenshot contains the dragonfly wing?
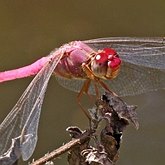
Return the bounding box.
[0,50,63,162]
[56,76,87,93]
[56,76,105,95]
[56,62,165,97]
[85,37,165,70]
[105,62,165,96]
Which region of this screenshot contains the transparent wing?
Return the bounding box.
[106,62,165,96]
[0,50,63,162]
[57,37,165,96]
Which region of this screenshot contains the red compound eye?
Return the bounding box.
[108,57,121,69]
[103,48,117,56]
[95,48,120,67]
[95,52,108,63]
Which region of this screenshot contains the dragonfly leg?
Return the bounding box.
[79,63,119,119]
[77,79,92,120]
[98,79,118,97]
[97,79,127,105]
[78,79,91,98]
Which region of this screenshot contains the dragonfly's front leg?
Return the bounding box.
[81,62,100,97]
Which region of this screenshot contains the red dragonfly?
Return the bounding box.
[0,37,164,164]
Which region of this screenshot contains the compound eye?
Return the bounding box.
[103,48,117,55]
[95,52,108,64]
[108,57,121,69]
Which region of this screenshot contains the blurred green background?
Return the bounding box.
[0,0,164,164]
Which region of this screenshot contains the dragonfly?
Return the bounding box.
[0,37,164,164]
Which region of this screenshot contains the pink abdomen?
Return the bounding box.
[0,57,49,83]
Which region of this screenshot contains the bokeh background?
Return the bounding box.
[0,0,164,165]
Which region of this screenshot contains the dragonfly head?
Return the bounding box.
[91,48,121,79]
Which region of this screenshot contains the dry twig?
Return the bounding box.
[29,91,138,165]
